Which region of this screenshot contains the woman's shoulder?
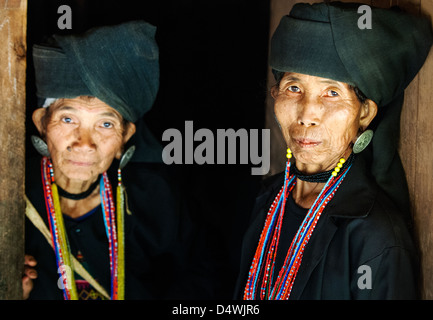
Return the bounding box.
[332,186,417,272]
[364,187,414,245]
[325,156,415,257]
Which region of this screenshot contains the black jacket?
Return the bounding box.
[234,156,419,299]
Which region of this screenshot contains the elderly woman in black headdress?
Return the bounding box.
[22,21,189,300]
[235,2,432,299]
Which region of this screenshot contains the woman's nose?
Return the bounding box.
[297,96,321,127]
[70,127,96,152]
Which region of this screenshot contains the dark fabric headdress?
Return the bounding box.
[270,2,433,212]
[32,20,162,162]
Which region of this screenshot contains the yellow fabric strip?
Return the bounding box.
[51,183,79,300]
[116,184,125,300]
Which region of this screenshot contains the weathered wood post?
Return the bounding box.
[0,0,27,299]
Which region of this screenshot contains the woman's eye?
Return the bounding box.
[287,86,301,93]
[102,122,113,128]
[62,117,73,124]
[327,90,339,97]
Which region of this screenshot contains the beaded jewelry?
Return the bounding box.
[332,158,345,177]
[243,152,354,300]
[289,151,355,183]
[41,157,125,300]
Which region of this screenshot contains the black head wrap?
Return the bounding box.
[32,20,162,162]
[270,2,433,212]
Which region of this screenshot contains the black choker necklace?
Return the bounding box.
[56,175,101,200]
[291,153,355,183]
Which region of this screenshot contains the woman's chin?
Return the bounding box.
[59,167,100,184]
[292,150,323,166]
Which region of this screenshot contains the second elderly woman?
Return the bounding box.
[235,2,432,299]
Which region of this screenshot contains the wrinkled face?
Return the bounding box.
[33,96,135,184]
[273,72,377,173]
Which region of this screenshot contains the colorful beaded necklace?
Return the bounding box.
[243,151,353,300]
[41,157,125,300]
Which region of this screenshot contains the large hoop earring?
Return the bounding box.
[31,135,50,157]
[117,145,135,216]
[119,145,136,170]
[353,129,373,154]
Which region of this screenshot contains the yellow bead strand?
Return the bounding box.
[286,148,292,159]
[332,158,346,177]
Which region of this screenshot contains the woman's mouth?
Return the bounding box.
[294,138,322,148]
[67,159,95,167]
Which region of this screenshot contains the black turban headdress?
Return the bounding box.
[270,2,433,212]
[32,20,162,162]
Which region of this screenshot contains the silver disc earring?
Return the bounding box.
[31,135,50,157]
[353,129,373,154]
[119,145,136,169]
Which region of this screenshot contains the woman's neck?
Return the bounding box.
[291,148,353,208]
[60,189,101,219]
[55,175,99,195]
[55,175,102,218]
[292,180,325,209]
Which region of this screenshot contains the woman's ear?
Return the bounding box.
[271,85,279,100]
[359,99,378,131]
[115,122,136,160]
[123,122,136,144]
[32,108,48,136]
